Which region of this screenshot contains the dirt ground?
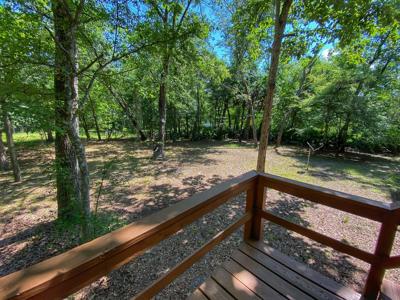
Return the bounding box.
[0,139,399,299]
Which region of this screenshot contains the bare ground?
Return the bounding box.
[0,139,399,299]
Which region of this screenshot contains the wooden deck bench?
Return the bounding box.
[0,171,399,300]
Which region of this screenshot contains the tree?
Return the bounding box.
[2,109,21,181]
[148,0,207,158]
[0,129,8,171]
[257,0,293,172]
[51,0,90,236]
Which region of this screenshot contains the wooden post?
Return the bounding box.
[244,175,265,241]
[363,214,398,299]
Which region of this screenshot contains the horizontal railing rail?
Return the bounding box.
[257,172,399,300]
[0,171,398,300]
[0,171,258,300]
[258,209,378,264]
[134,212,252,300]
[259,173,393,222]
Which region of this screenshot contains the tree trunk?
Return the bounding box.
[185,114,189,138]
[276,110,290,147]
[89,97,102,140]
[250,102,258,147]
[0,130,8,171]
[172,106,177,142]
[276,54,318,148]
[244,107,251,140]
[3,113,21,181]
[234,106,240,133]
[128,116,147,141]
[81,114,91,140]
[227,105,232,134]
[336,114,350,156]
[46,129,54,143]
[103,83,147,141]
[177,115,181,137]
[193,86,201,140]
[153,54,170,159]
[256,0,293,172]
[243,81,257,146]
[52,0,90,238]
[238,101,246,142]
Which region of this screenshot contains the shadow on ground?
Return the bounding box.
[274,147,400,203]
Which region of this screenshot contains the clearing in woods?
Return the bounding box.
[0,136,399,298]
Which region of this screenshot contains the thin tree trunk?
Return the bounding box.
[234,106,240,133]
[172,106,177,142]
[276,54,318,148]
[46,129,54,143]
[256,0,293,172]
[218,99,228,138]
[0,130,8,171]
[243,81,257,146]
[194,86,201,140]
[227,105,232,134]
[81,114,91,140]
[89,97,101,140]
[276,110,289,147]
[185,114,189,138]
[104,84,147,141]
[154,54,170,158]
[244,107,251,140]
[3,113,21,181]
[238,101,246,142]
[178,115,181,137]
[250,98,258,147]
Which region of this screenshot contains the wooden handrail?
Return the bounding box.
[258,172,399,300]
[259,172,392,222]
[383,256,400,269]
[0,171,397,300]
[0,171,258,300]
[259,210,378,264]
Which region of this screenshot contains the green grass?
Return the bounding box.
[4,131,137,146]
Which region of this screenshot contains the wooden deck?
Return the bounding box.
[189,241,362,300]
[0,171,399,300]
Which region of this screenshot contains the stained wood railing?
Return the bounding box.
[255,173,400,300]
[0,171,398,300]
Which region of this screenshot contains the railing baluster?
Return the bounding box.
[363,214,398,299]
[244,176,265,241]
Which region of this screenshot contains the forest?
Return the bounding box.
[0,0,399,299]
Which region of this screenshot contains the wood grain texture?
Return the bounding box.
[244,242,361,300]
[259,172,391,222]
[383,255,400,269]
[212,268,260,300]
[198,278,234,300]
[222,259,286,299]
[230,250,313,300]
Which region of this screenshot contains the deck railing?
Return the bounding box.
[0,171,398,300]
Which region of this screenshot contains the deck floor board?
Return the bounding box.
[198,277,234,300]
[189,241,363,300]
